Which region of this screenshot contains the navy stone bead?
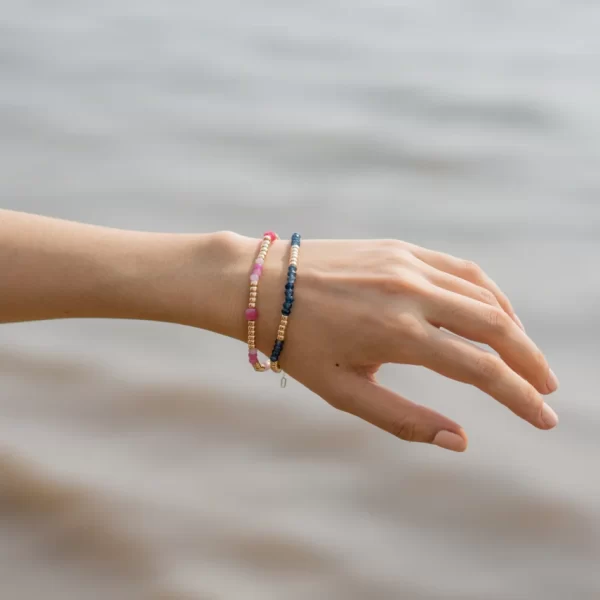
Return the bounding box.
[269,234,301,368]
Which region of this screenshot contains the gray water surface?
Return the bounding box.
[1,2,599,598]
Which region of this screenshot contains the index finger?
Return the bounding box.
[408,245,523,330]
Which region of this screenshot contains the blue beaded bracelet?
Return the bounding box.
[270,233,301,374]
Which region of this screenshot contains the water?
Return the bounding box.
[1,1,599,598]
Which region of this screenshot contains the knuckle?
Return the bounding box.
[389,415,417,442]
[479,288,498,307]
[390,270,426,297]
[474,354,501,381]
[396,314,428,343]
[485,307,510,333]
[382,240,411,263]
[463,259,483,281]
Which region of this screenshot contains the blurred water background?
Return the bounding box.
[1,1,599,598]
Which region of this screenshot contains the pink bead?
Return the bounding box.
[249,273,259,283]
[245,308,258,320]
[263,231,277,242]
[252,264,263,275]
[255,257,264,265]
[248,354,257,364]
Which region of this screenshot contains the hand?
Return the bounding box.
[251,237,559,452]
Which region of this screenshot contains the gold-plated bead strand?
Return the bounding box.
[245,231,278,372]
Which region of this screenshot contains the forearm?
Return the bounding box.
[0,210,560,451]
[0,210,249,341]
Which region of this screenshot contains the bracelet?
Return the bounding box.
[270,233,301,373]
[246,231,278,372]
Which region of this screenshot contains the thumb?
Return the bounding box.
[328,373,468,452]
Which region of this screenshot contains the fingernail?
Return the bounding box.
[433,431,468,452]
[541,403,559,429]
[547,369,559,393]
[514,314,525,331]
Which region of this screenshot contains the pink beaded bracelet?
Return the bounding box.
[246,231,278,371]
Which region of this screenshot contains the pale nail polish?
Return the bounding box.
[541,403,559,428]
[547,369,559,393]
[433,431,468,452]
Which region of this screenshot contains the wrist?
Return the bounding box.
[144,230,291,356]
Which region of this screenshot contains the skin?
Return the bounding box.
[0,210,559,452]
